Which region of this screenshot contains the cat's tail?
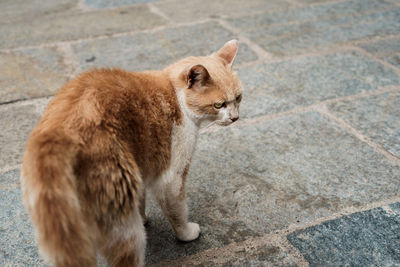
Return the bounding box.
[21,131,96,267]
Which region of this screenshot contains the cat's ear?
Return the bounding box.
[186,64,210,92]
[215,39,238,69]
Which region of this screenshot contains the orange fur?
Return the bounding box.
[21,40,242,267]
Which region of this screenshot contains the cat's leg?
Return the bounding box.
[152,164,200,242]
[102,208,146,267]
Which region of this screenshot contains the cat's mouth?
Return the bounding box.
[216,120,235,126]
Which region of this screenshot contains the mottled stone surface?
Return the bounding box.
[238,51,400,118]
[143,111,400,263]
[328,91,400,158]
[296,0,337,3]
[155,0,294,23]
[155,242,297,267]
[0,5,166,49]
[1,0,400,266]
[72,22,257,72]
[0,47,72,103]
[205,245,296,267]
[0,170,43,266]
[390,202,400,214]
[358,37,400,68]
[0,98,51,169]
[85,0,159,8]
[0,169,20,186]
[227,0,400,56]
[0,0,77,23]
[287,207,400,266]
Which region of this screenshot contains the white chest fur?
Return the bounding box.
[171,113,199,171]
[155,91,199,191]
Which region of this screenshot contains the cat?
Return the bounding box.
[21,40,242,267]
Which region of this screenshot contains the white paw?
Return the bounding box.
[176,222,201,242]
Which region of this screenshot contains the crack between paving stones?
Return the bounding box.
[147,3,173,24]
[0,164,21,175]
[0,18,214,52]
[225,4,399,43]
[55,43,82,78]
[216,18,274,61]
[348,45,400,76]
[0,95,53,106]
[234,43,400,70]
[2,0,394,54]
[201,86,400,134]
[315,105,400,166]
[151,196,400,267]
[2,84,397,140]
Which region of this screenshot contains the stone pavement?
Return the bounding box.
[1,0,400,266]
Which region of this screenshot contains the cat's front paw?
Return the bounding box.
[175,222,200,242]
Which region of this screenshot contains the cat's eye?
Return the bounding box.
[236,94,242,102]
[214,102,225,109]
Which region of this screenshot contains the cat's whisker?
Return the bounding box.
[203,121,218,129]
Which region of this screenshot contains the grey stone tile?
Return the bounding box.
[2,111,399,265]
[358,37,400,68]
[0,98,51,169]
[208,245,296,267]
[287,207,400,266]
[389,202,400,214]
[0,5,166,49]
[72,22,257,72]
[85,0,158,8]
[0,169,20,186]
[156,243,297,267]
[154,0,294,23]
[328,91,400,158]
[296,0,337,3]
[144,111,400,263]
[0,47,72,103]
[0,184,44,266]
[227,0,400,57]
[0,0,77,23]
[229,0,393,28]
[238,51,400,118]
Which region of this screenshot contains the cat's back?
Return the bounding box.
[26,68,183,182]
[27,68,178,146]
[38,68,181,134]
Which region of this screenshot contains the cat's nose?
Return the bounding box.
[231,117,239,122]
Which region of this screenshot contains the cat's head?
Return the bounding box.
[169,40,242,127]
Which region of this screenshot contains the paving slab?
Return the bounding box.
[0,98,51,170]
[5,111,399,265]
[1,0,400,266]
[72,22,257,72]
[295,0,338,3]
[0,170,43,266]
[0,5,166,49]
[155,242,297,267]
[238,51,400,118]
[0,0,77,23]
[143,111,400,264]
[0,47,72,104]
[328,91,400,158]
[287,206,400,266]
[84,0,159,8]
[154,0,295,23]
[227,0,400,57]
[357,37,400,68]
[390,202,400,214]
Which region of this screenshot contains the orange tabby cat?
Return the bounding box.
[21,40,242,267]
